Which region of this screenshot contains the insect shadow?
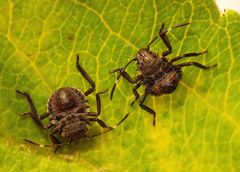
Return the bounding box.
[16,55,129,152]
[110,22,217,126]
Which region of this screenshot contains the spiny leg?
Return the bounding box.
[76,54,96,96]
[89,113,130,138]
[16,90,46,129]
[139,91,156,126]
[110,58,137,100]
[170,50,208,63]
[130,82,142,106]
[176,62,217,69]
[159,22,190,57]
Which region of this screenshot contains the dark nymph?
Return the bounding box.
[17,55,129,151]
[110,23,217,126]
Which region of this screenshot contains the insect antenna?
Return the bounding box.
[110,58,137,100]
[90,113,130,137]
[110,73,122,100]
[159,22,190,35]
[24,139,69,148]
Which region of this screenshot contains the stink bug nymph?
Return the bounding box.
[17,55,129,151]
[110,23,217,126]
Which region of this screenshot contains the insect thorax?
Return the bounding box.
[48,87,89,114]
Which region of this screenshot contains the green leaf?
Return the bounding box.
[1,0,240,171]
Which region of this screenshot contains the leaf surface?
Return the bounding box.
[0,0,240,171]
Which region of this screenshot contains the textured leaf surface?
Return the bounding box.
[0,0,240,171]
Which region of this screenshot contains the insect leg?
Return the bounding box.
[89,113,129,138]
[176,62,217,69]
[50,134,64,152]
[109,58,136,75]
[16,90,46,129]
[20,111,50,120]
[24,135,68,152]
[110,71,138,100]
[109,58,137,100]
[95,89,108,116]
[159,22,190,57]
[76,54,96,96]
[130,82,142,106]
[89,118,113,129]
[40,112,50,120]
[24,139,53,147]
[139,91,156,126]
[170,50,208,63]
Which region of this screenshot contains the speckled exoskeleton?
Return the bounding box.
[17,55,129,151]
[110,23,217,126]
